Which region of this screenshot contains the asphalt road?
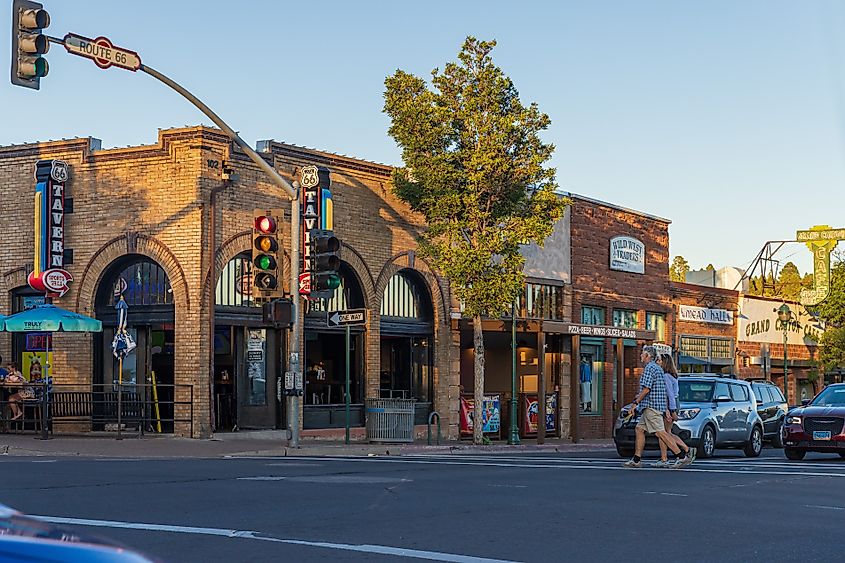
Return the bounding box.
[2,447,844,562]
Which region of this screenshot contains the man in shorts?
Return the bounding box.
[623,346,692,469]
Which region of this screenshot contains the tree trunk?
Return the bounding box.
[473,315,485,445]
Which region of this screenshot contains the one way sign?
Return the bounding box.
[328,309,367,327]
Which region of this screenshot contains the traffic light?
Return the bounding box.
[252,210,282,300]
[11,0,50,90]
[309,229,341,298]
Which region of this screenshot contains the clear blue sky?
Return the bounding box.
[3,0,844,274]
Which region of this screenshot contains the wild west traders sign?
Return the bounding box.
[609,236,645,274]
[28,160,73,297]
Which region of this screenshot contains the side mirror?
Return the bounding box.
[801,399,811,406]
[715,395,731,403]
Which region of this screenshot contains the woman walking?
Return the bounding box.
[653,353,694,467]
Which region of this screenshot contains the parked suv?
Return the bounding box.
[614,374,764,458]
[749,380,788,447]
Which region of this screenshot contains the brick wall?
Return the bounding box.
[0,127,456,438]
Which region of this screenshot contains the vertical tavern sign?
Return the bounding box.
[609,236,645,274]
[299,165,334,295]
[796,225,845,306]
[28,159,73,297]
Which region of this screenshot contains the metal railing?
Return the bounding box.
[0,382,194,439]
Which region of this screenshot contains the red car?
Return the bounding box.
[782,383,845,460]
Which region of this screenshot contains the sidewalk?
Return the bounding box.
[0,431,615,459]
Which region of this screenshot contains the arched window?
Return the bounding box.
[380,270,433,335]
[100,257,172,308]
[216,252,258,308]
[306,263,364,315]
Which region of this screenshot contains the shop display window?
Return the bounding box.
[612,309,638,329]
[581,306,604,325]
[646,312,666,342]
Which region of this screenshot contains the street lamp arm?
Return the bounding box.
[139,64,297,200]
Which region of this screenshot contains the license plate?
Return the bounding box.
[813,430,832,441]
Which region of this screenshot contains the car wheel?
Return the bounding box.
[785,448,806,461]
[770,420,784,449]
[698,425,716,458]
[744,426,763,457]
[616,446,634,458]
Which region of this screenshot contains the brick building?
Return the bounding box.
[0,127,455,438]
[456,195,671,441]
[670,282,739,374]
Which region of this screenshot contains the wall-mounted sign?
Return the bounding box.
[299,165,333,296]
[678,305,734,325]
[28,159,73,297]
[543,321,656,341]
[738,296,824,346]
[609,236,645,274]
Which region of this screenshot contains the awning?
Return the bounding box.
[678,355,708,366]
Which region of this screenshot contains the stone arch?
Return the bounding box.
[375,252,448,327]
[74,233,190,316]
[340,242,376,310]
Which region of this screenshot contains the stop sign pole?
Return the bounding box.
[43,30,304,447]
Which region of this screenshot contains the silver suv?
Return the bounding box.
[613,375,765,458]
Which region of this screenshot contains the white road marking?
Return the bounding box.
[238,476,287,481]
[488,484,528,488]
[276,455,845,478]
[805,505,845,511]
[31,515,517,563]
[643,491,688,497]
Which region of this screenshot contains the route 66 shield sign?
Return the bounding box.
[50,160,69,183]
[300,165,319,189]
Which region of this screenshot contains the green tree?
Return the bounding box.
[669,256,689,282]
[777,261,803,301]
[813,256,845,372]
[384,37,569,444]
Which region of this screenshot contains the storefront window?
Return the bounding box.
[612,309,638,329]
[216,253,256,307]
[519,283,564,320]
[581,306,604,325]
[107,259,173,307]
[679,336,707,358]
[710,338,733,359]
[579,346,603,414]
[646,312,666,342]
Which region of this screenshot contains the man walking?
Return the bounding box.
[623,346,692,469]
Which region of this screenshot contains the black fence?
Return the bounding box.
[0,382,194,438]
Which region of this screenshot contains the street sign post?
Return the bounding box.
[63,33,141,71]
[328,309,368,443]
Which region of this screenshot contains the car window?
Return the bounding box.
[715,381,730,400]
[752,385,765,403]
[729,383,749,402]
[772,387,786,403]
[679,381,714,402]
[762,386,775,403]
[811,386,845,406]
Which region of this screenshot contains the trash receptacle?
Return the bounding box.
[366,398,415,443]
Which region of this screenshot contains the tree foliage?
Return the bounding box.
[777,261,803,301]
[669,256,689,282]
[383,37,568,317]
[384,37,569,443]
[813,255,845,372]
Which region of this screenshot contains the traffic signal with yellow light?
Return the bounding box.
[11,0,50,90]
[309,229,341,298]
[252,210,283,300]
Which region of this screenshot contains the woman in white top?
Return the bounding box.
[653,354,693,467]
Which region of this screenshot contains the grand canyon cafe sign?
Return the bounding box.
[28,159,73,297]
[797,225,844,306]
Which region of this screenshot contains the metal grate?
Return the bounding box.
[804,417,845,435]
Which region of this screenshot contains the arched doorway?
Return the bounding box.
[303,263,366,429]
[214,252,280,431]
[94,255,175,432]
[380,269,434,424]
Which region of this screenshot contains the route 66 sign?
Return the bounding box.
[50,160,69,183]
[300,165,319,189]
